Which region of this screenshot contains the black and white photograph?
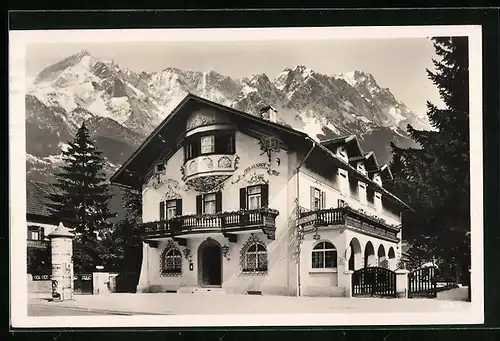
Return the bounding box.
[9,25,483,327]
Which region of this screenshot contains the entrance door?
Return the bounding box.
[198,239,222,287]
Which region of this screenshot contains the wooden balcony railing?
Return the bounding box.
[140,208,279,238]
[298,206,400,242]
[27,239,50,249]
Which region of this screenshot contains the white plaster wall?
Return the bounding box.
[299,228,347,297]
[140,130,295,295]
[298,169,343,210]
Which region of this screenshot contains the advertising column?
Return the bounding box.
[48,222,75,301]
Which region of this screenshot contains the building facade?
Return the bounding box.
[26,181,60,251]
[110,94,410,297]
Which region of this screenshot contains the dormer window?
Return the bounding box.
[201,135,215,154]
[155,163,166,174]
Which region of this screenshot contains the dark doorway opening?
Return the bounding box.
[198,239,222,287]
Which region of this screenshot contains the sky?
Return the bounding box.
[26,38,443,117]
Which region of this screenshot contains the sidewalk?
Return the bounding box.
[28,288,472,316]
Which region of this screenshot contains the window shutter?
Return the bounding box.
[159,201,165,220]
[215,191,222,213]
[240,188,247,209]
[196,195,203,214]
[261,184,269,208]
[193,140,200,157]
[310,186,315,210]
[321,191,326,209]
[228,134,235,153]
[214,135,222,154]
[175,199,183,216]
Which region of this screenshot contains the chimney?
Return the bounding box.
[259,105,278,123]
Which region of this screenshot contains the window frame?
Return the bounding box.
[29,230,40,241]
[243,241,268,273]
[161,247,183,276]
[203,193,217,214]
[247,185,262,210]
[200,135,215,154]
[311,241,337,269]
[165,199,177,220]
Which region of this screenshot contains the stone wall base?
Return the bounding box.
[396,290,407,298]
[302,285,346,298]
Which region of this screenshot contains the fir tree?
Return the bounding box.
[48,123,116,271]
[387,37,470,281]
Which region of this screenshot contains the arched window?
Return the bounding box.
[243,242,268,272]
[312,241,337,268]
[161,247,182,276]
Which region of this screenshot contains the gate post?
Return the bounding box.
[395,269,409,298]
[343,270,354,298]
[47,222,75,302]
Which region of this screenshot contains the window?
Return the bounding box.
[184,143,194,160]
[166,200,177,220]
[155,163,165,173]
[247,186,262,209]
[203,193,217,214]
[367,187,375,204]
[310,187,326,210]
[161,247,182,275]
[243,242,268,272]
[312,241,337,268]
[240,185,269,210]
[201,135,215,154]
[196,192,222,215]
[29,230,40,241]
[160,199,182,220]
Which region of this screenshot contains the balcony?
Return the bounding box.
[181,154,240,192]
[139,208,279,241]
[297,206,400,242]
[27,239,50,249]
[182,154,239,180]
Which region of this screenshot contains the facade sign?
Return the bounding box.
[298,213,317,226]
[231,162,279,184]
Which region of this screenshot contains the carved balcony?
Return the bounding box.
[297,206,400,243]
[181,154,240,192]
[139,208,279,241]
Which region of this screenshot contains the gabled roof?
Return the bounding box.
[110,93,308,188]
[26,180,60,223]
[110,93,410,210]
[379,164,394,181]
[363,152,380,172]
[321,134,364,158]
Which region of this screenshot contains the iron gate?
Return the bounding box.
[73,274,93,295]
[352,267,396,298]
[408,267,437,298]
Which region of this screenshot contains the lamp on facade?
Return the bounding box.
[221,245,230,260]
[182,247,192,261]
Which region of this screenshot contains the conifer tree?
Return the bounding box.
[388,37,470,278]
[48,123,116,271]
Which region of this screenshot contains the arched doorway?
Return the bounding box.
[348,238,363,271]
[198,238,222,287]
[364,241,376,267]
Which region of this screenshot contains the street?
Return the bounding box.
[27,287,471,316]
[28,304,132,316]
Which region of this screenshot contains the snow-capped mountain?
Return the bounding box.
[25,50,428,188]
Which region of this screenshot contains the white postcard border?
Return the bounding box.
[9,25,484,328]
